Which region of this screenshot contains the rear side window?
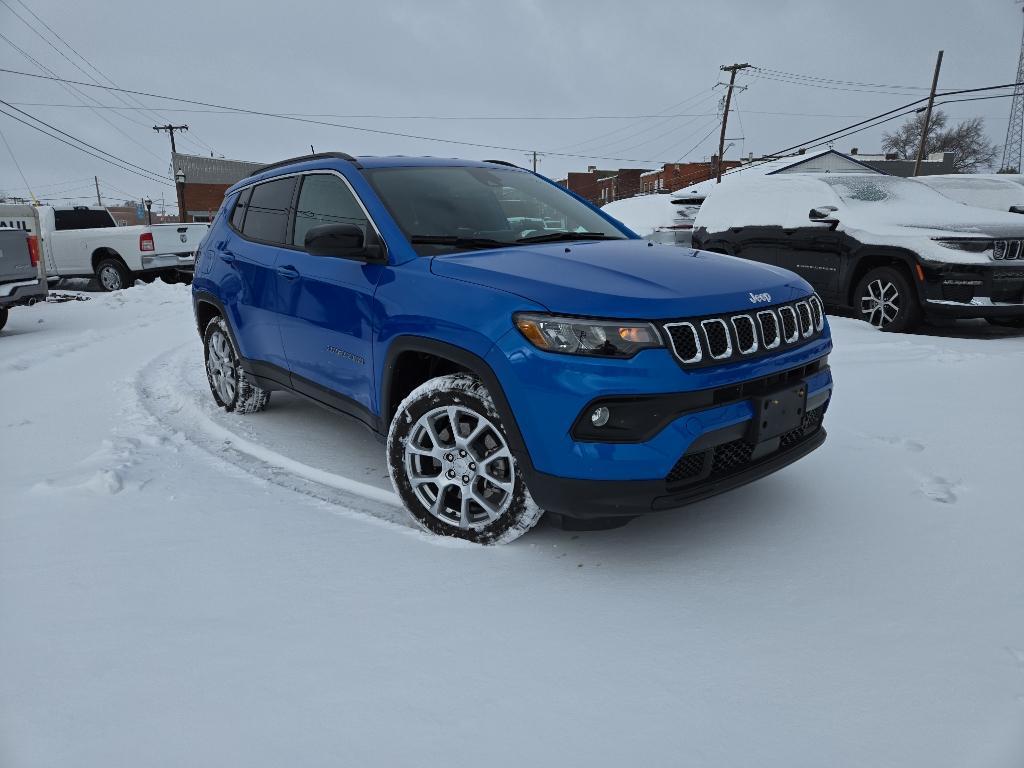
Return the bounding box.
[230,187,252,230]
[293,173,369,247]
[54,209,116,230]
[241,177,296,244]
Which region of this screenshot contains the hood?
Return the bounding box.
[429,239,811,319]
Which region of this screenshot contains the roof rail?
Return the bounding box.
[482,159,520,169]
[248,152,361,177]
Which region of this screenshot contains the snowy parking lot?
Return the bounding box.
[2,280,1023,766]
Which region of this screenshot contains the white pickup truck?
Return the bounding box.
[0,204,208,291]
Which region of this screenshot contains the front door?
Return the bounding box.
[774,227,843,299]
[276,172,386,419]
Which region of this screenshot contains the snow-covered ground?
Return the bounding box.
[2,281,1024,767]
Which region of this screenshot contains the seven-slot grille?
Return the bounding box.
[994,240,1023,260]
[664,295,825,368]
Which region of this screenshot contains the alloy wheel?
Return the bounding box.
[207,330,238,404]
[860,278,900,329]
[403,405,516,530]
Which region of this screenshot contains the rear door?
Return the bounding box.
[218,177,295,370]
[0,229,33,284]
[276,171,385,418]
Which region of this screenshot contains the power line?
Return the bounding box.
[754,67,932,91]
[2,102,879,120]
[0,123,36,202]
[0,29,166,165]
[0,67,725,165]
[0,100,169,182]
[0,104,173,186]
[5,0,216,155]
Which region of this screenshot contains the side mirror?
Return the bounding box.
[809,205,839,228]
[304,223,385,262]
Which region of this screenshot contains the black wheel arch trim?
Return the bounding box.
[381,335,536,477]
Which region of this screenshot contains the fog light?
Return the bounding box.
[590,406,610,427]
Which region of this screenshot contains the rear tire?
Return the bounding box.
[95,258,131,292]
[0,307,7,332]
[387,374,543,544]
[203,316,270,414]
[854,266,921,332]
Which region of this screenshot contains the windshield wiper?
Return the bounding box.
[515,231,621,244]
[409,235,509,250]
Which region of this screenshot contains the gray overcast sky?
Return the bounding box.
[0,0,1018,210]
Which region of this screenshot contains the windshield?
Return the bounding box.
[820,175,949,206]
[363,166,629,254]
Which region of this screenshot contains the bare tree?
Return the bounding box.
[881,110,999,173]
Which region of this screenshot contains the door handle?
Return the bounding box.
[277,265,300,280]
[218,250,235,263]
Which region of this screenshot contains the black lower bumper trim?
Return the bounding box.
[526,428,826,519]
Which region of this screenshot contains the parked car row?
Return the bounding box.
[688,173,1024,331]
[0,204,207,291]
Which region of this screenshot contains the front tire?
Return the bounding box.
[203,316,270,414]
[387,374,543,544]
[854,266,921,332]
[95,258,131,292]
[0,307,7,332]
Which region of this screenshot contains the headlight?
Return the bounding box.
[932,238,993,253]
[513,312,662,358]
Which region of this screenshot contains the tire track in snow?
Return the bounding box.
[129,343,461,543]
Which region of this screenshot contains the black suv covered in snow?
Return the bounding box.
[692,173,1024,331]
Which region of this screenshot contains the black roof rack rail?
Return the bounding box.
[482,159,520,168]
[248,152,361,177]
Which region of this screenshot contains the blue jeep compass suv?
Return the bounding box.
[192,153,834,543]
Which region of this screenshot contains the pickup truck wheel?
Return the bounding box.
[0,307,7,332]
[387,374,543,544]
[854,266,921,332]
[96,259,131,292]
[203,316,270,414]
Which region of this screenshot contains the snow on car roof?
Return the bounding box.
[602,194,682,236]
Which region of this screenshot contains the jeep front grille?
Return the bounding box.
[665,295,825,369]
[994,240,1023,260]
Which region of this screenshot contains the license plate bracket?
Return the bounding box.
[750,384,807,442]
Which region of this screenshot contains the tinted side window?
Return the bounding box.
[293,174,369,247]
[54,209,117,230]
[241,177,296,244]
[230,187,252,230]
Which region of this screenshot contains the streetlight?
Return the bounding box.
[175,168,186,223]
[144,198,153,226]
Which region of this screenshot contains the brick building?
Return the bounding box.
[639,160,741,195]
[172,152,263,222]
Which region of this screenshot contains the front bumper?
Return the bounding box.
[486,329,833,518]
[529,427,826,519]
[920,262,1024,318]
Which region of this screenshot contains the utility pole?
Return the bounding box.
[716,63,750,183]
[152,124,189,157]
[532,151,538,172]
[94,176,102,206]
[913,50,944,176]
